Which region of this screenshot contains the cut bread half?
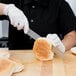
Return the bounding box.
[0,59,15,76]
[0,58,24,76]
[33,37,54,61]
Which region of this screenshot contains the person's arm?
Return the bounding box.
[58,0,76,51]
[0,3,6,15]
[62,31,76,51]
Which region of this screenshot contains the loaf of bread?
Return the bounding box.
[33,38,54,61]
[0,58,24,76]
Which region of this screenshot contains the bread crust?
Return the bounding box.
[33,38,54,61]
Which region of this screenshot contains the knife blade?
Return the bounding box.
[24,28,64,58]
[26,28,41,40]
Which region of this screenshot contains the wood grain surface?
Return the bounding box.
[8,50,76,76]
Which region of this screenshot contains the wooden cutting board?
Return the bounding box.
[8,50,76,76]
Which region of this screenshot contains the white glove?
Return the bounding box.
[3,4,29,33]
[46,34,65,53]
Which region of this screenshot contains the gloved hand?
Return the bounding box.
[46,34,65,53]
[3,4,29,33]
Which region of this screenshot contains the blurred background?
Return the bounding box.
[0,0,76,47]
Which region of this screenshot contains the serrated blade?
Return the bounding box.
[26,28,41,40]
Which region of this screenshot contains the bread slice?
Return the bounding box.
[0,59,15,76]
[33,37,54,61]
[0,58,24,76]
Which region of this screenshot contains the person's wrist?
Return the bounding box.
[3,4,15,15]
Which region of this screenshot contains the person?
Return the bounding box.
[0,0,76,51]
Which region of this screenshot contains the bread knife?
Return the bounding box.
[24,28,64,58]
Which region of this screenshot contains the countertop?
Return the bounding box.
[8,50,76,76]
